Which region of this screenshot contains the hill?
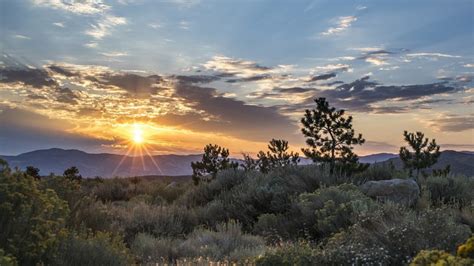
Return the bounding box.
[1,148,200,178]
[2,148,473,178]
[377,150,474,176]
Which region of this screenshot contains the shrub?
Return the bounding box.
[426,175,474,207]
[93,178,131,202]
[410,250,472,266]
[0,170,69,265]
[296,183,378,239]
[131,233,184,263]
[181,220,265,261]
[457,236,474,259]
[316,205,471,265]
[51,231,134,266]
[0,249,17,266]
[255,241,315,266]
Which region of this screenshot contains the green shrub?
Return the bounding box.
[426,175,474,207]
[51,231,134,266]
[410,250,472,266]
[0,170,69,265]
[131,233,184,263]
[316,205,471,265]
[93,179,131,202]
[0,249,17,266]
[296,183,378,239]
[255,241,315,266]
[181,220,265,261]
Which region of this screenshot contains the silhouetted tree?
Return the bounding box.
[267,139,300,168]
[25,166,41,180]
[399,130,440,178]
[301,97,367,175]
[63,166,82,182]
[257,151,271,174]
[191,144,238,185]
[240,153,257,172]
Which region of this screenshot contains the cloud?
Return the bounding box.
[13,34,31,40]
[53,22,65,28]
[179,21,190,30]
[32,0,110,15]
[464,63,474,68]
[428,114,474,132]
[85,15,127,39]
[0,66,56,88]
[406,53,461,59]
[313,63,352,72]
[321,16,357,36]
[101,51,128,57]
[84,42,98,48]
[308,73,336,82]
[203,56,272,77]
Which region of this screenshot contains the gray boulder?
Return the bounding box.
[360,178,420,206]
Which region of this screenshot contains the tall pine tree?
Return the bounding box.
[399,131,440,178]
[301,98,367,175]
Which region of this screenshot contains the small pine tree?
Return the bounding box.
[267,139,300,168]
[25,166,41,180]
[191,144,238,185]
[240,153,257,172]
[256,151,271,174]
[63,166,82,182]
[399,130,440,178]
[432,165,451,177]
[301,97,366,175]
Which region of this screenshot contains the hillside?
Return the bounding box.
[378,150,474,176]
[1,148,200,177]
[2,148,473,178]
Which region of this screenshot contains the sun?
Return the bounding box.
[131,124,145,144]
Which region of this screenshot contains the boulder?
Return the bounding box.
[360,178,420,206]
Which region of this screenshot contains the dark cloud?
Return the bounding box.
[0,67,57,88]
[429,114,474,132]
[56,87,79,104]
[171,83,300,142]
[226,74,272,83]
[101,73,163,97]
[173,75,221,84]
[308,72,336,82]
[48,65,76,77]
[274,87,312,94]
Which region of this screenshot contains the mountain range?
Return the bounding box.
[1,148,473,178]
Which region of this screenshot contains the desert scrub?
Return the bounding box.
[131,233,185,264]
[315,204,471,265]
[0,249,17,266]
[50,231,134,266]
[255,241,316,266]
[426,175,474,207]
[297,183,378,238]
[410,250,472,265]
[180,220,266,262]
[457,235,474,259]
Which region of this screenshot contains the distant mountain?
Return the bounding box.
[377,150,474,176]
[1,148,472,178]
[1,148,200,178]
[359,153,398,164]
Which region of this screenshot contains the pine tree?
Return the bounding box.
[240,153,257,172]
[25,166,41,179]
[63,166,82,182]
[267,139,300,168]
[399,130,440,178]
[301,97,367,175]
[191,144,238,185]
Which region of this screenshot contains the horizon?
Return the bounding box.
[1,0,473,156]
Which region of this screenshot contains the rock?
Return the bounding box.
[360,178,420,206]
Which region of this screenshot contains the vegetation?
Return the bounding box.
[301,97,367,175]
[1,98,472,265]
[400,130,441,178]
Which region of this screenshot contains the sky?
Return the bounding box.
[0,0,473,156]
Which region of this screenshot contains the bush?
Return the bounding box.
[131,233,184,263]
[0,170,69,265]
[297,183,378,239]
[0,249,17,266]
[51,231,134,266]
[426,175,474,207]
[410,250,472,266]
[93,179,131,202]
[181,220,265,261]
[316,205,471,265]
[255,242,315,266]
[109,202,198,243]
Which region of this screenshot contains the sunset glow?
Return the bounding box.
[131,124,145,145]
